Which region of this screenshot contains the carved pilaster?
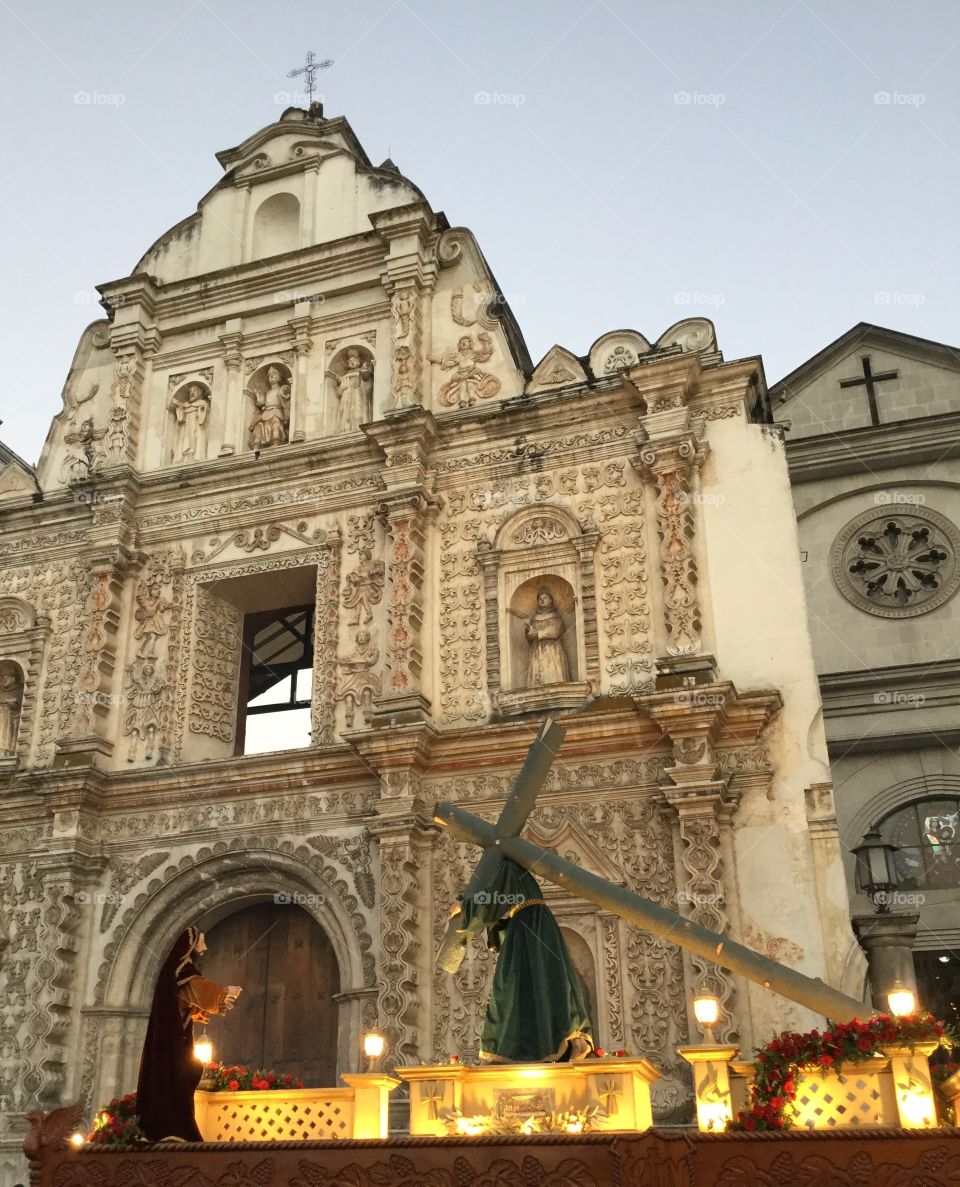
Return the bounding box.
[290,310,313,442]
[312,528,342,745]
[218,322,244,456]
[635,432,707,659]
[364,411,439,724]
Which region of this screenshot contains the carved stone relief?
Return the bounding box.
[187,588,243,744]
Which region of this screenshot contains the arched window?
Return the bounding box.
[878,797,960,890]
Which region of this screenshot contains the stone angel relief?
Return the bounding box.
[246,365,291,450]
[432,333,501,407]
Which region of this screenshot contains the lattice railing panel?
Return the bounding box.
[787,1066,898,1129]
[197,1090,355,1142]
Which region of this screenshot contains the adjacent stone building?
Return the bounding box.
[0,104,857,1178]
[774,322,960,1024]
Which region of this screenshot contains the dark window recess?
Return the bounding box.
[878,797,960,891]
[237,605,314,755]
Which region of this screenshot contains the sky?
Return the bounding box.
[1,0,959,464]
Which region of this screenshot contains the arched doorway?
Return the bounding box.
[201,902,340,1086]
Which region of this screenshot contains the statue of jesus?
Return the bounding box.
[439,858,593,1063]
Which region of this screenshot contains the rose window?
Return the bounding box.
[831,508,960,618]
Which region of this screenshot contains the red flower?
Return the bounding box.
[857,1037,872,1052]
[595,1047,605,1057]
[819,1054,834,1068]
[296,1079,304,1088]
[615,1049,627,1057]
[743,1117,756,1130]
[227,1079,240,1091]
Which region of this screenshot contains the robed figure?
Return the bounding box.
[524,588,570,687]
[136,927,241,1141]
[441,859,593,1062]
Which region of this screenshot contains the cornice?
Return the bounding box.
[786,412,960,482]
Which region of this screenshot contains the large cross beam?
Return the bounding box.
[435,718,870,1024]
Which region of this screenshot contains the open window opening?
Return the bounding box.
[237,604,314,755]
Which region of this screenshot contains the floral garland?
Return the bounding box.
[731,1012,947,1131]
[204,1062,304,1091]
[87,1093,144,1149]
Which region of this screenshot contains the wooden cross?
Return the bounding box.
[435,719,869,1021]
[287,50,333,107]
[839,355,899,426]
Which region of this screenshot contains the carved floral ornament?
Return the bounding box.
[831,506,960,618]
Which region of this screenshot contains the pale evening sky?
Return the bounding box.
[1,0,958,463]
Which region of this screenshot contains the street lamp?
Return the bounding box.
[692,993,720,1045]
[887,980,917,1018]
[363,1031,385,1072]
[852,826,899,912]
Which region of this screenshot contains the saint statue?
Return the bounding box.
[172,384,210,462]
[136,926,242,1141]
[246,365,291,450]
[433,333,501,407]
[332,349,374,434]
[441,859,593,1062]
[0,663,23,756]
[342,549,385,625]
[337,629,380,727]
[524,587,570,686]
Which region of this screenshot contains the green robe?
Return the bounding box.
[456,859,593,1062]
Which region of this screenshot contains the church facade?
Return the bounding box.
[0,105,858,1174]
[774,323,960,1023]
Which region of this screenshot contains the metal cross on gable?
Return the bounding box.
[839,355,899,426]
[288,50,334,108]
[435,718,870,1022]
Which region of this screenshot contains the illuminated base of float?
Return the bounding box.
[396,1058,660,1135]
[193,1074,398,1142]
[728,1042,942,1130]
[30,1130,960,1187]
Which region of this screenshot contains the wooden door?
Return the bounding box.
[200,902,340,1086]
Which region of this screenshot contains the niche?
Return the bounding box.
[252,192,301,258]
[477,505,599,716]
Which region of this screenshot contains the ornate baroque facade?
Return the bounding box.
[0,105,858,1178]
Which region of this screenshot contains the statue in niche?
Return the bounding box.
[124,657,164,762]
[523,587,570,687]
[329,348,374,434]
[0,662,23,756]
[170,383,210,461]
[392,288,415,338]
[246,365,291,450]
[433,333,501,407]
[342,549,385,625]
[337,629,380,727]
[133,582,174,658]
